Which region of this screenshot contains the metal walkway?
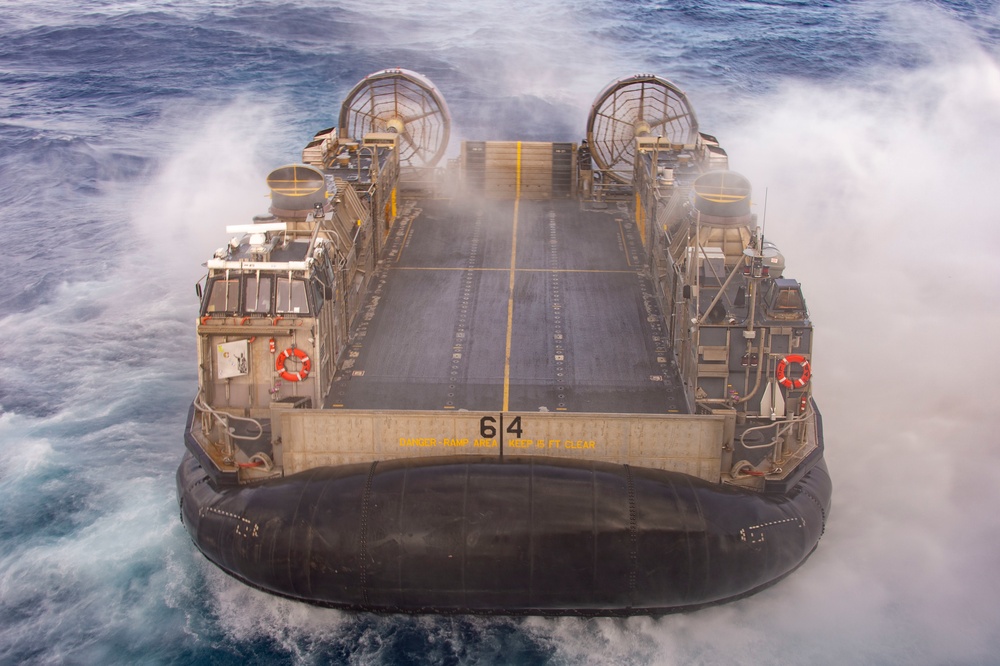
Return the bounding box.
[326,197,688,414]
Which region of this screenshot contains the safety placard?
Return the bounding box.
[216,340,249,379]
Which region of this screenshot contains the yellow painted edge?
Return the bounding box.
[699,193,747,203]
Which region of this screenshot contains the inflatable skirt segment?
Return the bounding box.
[177,453,832,615]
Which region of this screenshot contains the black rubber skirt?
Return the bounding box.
[177,453,831,615]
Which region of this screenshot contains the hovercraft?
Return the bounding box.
[177,69,831,615]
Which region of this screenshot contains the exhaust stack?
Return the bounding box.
[691,171,752,228]
[267,164,328,219]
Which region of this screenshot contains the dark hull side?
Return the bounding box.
[176,451,831,616]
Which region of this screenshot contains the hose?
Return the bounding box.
[193,391,265,442]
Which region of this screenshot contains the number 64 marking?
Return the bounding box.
[479,415,522,439]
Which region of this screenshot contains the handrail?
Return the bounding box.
[193,391,265,459]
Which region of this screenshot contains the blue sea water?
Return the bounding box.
[2,0,1000,663]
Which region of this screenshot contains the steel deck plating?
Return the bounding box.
[327,198,687,415]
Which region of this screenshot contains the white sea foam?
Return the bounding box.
[130,99,288,285]
[520,6,1000,664]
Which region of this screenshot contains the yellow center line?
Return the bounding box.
[502,142,522,412]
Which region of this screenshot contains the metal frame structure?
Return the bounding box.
[587,74,699,184]
[338,68,451,168]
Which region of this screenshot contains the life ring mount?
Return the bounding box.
[276,347,311,382]
[775,354,811,389]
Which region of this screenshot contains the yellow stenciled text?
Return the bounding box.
[399,437,437,447]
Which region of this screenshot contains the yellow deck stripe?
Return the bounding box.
[502,143,522,412]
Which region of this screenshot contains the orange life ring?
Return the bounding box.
[775,354,811,389]
[276,347,311,382]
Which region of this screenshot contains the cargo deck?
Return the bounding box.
[326,197,688,415]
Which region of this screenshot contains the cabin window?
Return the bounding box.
[276,278,310,314]
[244,275,273,314]
[204,278,239,314]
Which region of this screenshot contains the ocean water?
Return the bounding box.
[2,0,999,663]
